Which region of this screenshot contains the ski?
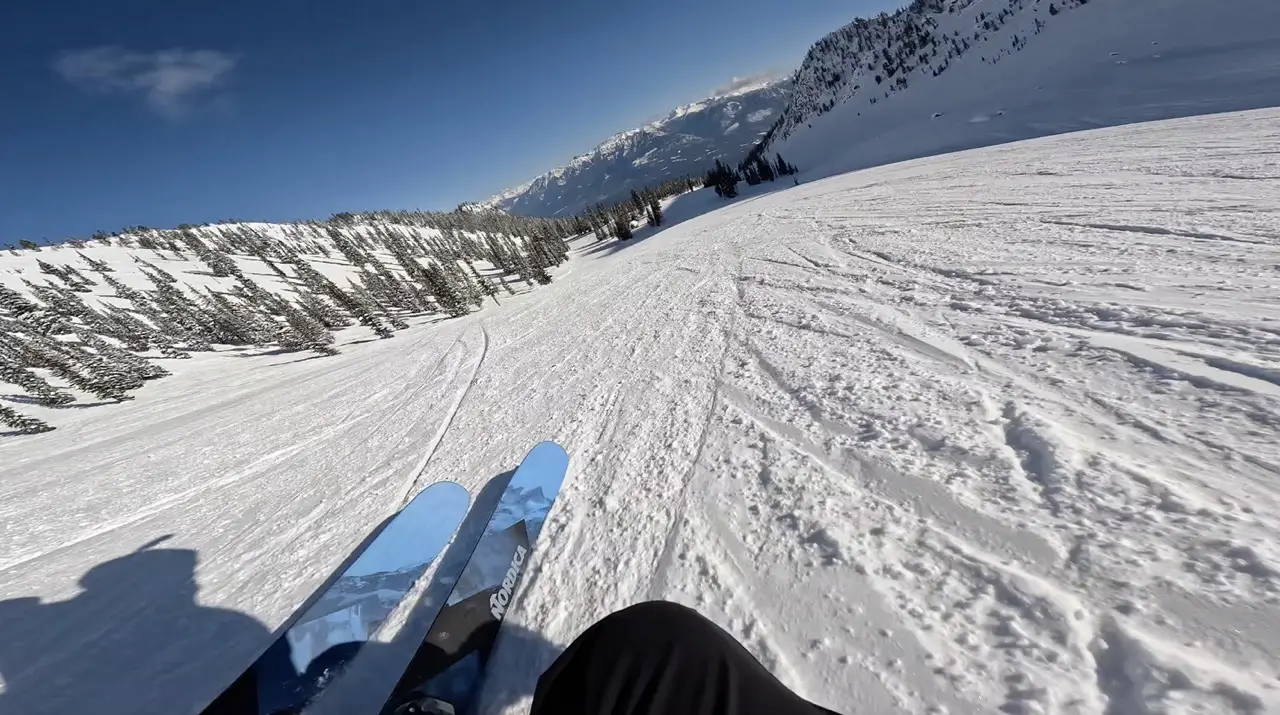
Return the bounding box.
[202,480,470,715]
[379,441,570,715]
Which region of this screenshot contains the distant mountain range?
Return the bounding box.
[481,79,793,217]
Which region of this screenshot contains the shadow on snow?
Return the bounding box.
[0,471,564,715]
[573,183,794,259]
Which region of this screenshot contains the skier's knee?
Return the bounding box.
[602,600,713,633]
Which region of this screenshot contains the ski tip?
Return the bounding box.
[524,440,570,466]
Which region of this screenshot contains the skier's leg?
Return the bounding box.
[530,600,839,715]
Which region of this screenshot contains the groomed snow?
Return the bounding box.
[3,108,1280,714]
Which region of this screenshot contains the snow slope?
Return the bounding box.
[768,0,1280,182]
[481,79,792,217]
[3,109,1280,714]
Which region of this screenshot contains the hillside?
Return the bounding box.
[1,109,1278,715]
[757,0,1280,178]
[0,210,575,435]
[483,79,792,217]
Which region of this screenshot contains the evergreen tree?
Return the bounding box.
[775,153,796,177]
[630,189,646,217]
[0,352,75,405]
[349,279,406,333]
[203,288,274,345]
[291,260,387,335]
[135,258,179,284]
[15,336,132,402]
[469,264,500,305]
[612,212,634,240]
[0,404,54,435]
[423,263,471,317]
[179,231,241,278]
[141,276,214,352]
[295,288,352,330]
[68,337,147,392]
[76,331,170,381]
[0,284,39,320]
[707,160,740,198]
[755,154,776,183]
[63,265,97,290]
[274,299,339,356]
[646,193,663,227]
[327,228,373,267]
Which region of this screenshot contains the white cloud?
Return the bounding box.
[712,71,785,96]
[54,46,236,117]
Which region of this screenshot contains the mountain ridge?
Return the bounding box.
[481,79,793,217]
[759,0,1280,180]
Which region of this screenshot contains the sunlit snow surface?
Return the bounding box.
[3,109,1280,714]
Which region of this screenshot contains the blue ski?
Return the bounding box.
[379,441,570,715]
[201,481,470,715]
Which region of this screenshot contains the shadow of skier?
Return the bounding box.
[0,544,272,715]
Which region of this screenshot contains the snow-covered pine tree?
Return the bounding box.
[179,231,241,278]
[63,265,97,290]
[76,331,170,381]
[0,404,54,435]
[450,262,483,309]
[469,263,500,305]
[512,252,537,288]
[423,263,471,317]
[326,228,370,267]
[101,304,189,358]
[0,351,76,405]
[8,282,71,336]
[646,192,663,227]
[381,232,437,307]
[142,277,214,352]
[202,288,274,346]
[65,337,147,392]
[273,298,339,356]
[134,257,179,284]
[14,335,132,402]
[295,288,352,330]
[37,259,69,282]
[612,211,633,240]
[483,233,513,273]
[362,264,419,314]
[292,261,390,338]
[77,252,114,273]
[349,279,406,332]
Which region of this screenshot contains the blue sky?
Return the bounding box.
[2,0,898,242]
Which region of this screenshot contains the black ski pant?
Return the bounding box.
[530,601,840,715]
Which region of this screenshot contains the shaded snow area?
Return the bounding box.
[5,109,1280,714]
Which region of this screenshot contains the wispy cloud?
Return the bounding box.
[712,71,786,96]
[53,46,236,117]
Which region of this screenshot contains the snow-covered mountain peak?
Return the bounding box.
[482,79,792,217]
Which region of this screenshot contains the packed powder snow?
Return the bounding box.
[2,108,1279,714]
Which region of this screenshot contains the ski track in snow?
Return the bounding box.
[3,109,1280,714]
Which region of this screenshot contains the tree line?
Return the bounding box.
[561,147,801,244]
[704,151,799,200]
[0,210,573,435]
